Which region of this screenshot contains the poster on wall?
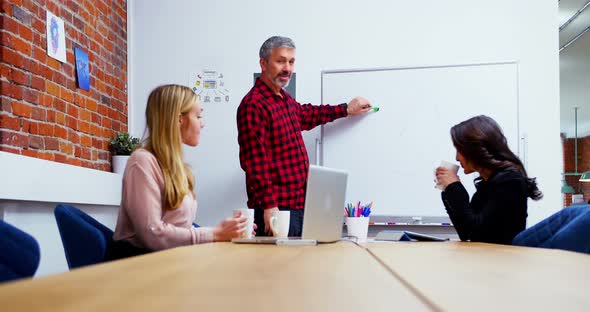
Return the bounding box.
[74,48,90,91]
[189,70,230,104]
[46,10,67,63]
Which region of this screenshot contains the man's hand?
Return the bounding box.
[264,207,279,235]
[347,96,372,116]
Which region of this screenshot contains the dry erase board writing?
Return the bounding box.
[320,62,519,217]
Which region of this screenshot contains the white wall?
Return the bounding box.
[129,0,561,226]
[0,152,121,205]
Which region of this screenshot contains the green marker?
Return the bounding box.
[371,107,379,112]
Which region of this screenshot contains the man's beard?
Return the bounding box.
[270,71,291,89]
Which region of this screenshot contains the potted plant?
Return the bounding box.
[109,132,140,174]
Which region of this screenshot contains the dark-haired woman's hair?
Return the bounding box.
[451,115,542,200]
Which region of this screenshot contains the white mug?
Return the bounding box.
[435,160,460,190]
[269,211,290,238]
[233,208,254,239]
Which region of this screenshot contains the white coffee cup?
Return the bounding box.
[269,211,290,238]
[234,208,254,239]
[346,217,369,243]
[435,160,460,190]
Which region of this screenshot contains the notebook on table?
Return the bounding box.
[375,230,450,242]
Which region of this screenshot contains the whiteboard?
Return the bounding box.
[321,62,520,217]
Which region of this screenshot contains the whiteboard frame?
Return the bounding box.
[318,61,522,167]
[317,61,522,219]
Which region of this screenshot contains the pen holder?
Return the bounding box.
[345,217,369,243]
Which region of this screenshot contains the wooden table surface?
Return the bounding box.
[366,242,590,312]
[0,241,430,312]
[3,240,589,312]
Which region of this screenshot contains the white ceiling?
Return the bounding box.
[560,0,590,138]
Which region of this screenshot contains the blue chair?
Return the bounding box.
[54,204,116,269]
[0,219,41,283]
[512,205,590,254]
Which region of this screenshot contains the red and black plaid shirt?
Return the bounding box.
[237,78,347,210]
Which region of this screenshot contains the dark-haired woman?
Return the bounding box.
[435,115,543,244]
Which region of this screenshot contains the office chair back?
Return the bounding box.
[512,205,590,254]
[0,219,41,283]
[54,204,115,269]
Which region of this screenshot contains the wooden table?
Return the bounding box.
[366,242,590,312]
[0,241,430,312]
[2,241,589,311]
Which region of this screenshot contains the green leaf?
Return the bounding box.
[109,132,140,155]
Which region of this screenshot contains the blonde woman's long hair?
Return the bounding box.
[144,84,197,210]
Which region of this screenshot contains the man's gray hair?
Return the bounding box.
[259,36,296,61]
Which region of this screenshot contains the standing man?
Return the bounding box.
[237,36,372,237]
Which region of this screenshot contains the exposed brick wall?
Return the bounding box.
[0,0,127,171]
[562,134,590,207]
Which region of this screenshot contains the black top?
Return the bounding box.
[441,169,528,244]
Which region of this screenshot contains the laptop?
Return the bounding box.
[232,165,348,244]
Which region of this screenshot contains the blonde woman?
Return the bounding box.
[112,85,251,258]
